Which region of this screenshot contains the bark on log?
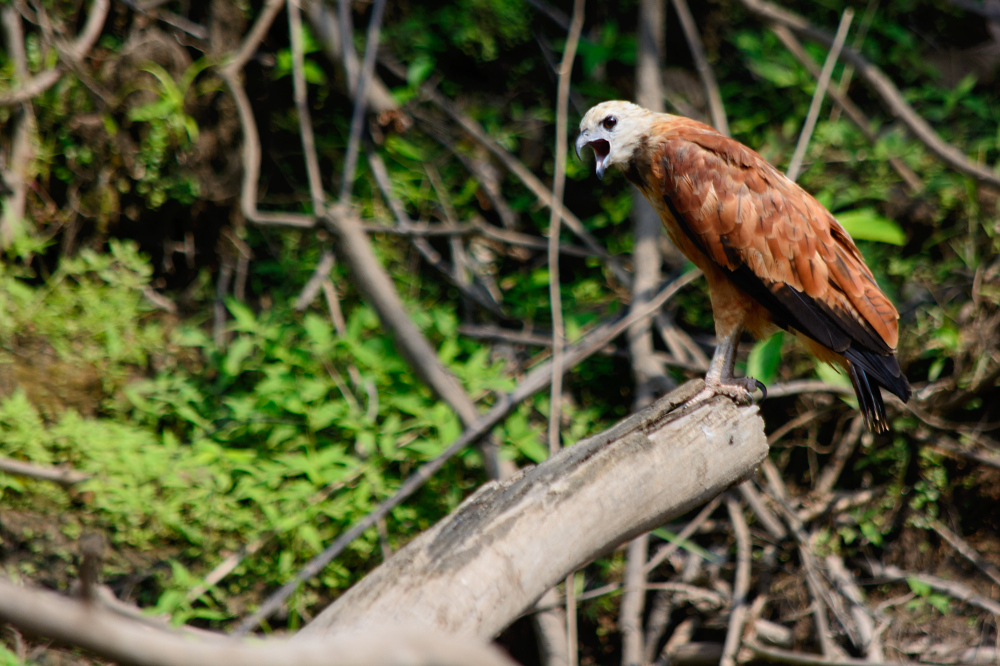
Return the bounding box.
[296,380,768,641]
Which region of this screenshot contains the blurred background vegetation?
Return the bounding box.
[1,0,999,663]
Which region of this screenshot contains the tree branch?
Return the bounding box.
[0,457,90,487]
[0,577,517,666]
[670,0,729,136]
[785,7,853,182]
[296,380,768,641]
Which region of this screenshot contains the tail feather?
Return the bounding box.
[848,361,888,433]
[841,342,911,434]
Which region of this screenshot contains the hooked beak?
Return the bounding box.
[574,132,611,181]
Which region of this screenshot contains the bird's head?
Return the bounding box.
[575,101,653,180]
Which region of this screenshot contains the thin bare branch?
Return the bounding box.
[826,555,883,661]
[813,415,864,496]
[0,0,108,108]
[670,0,729,135]
[366,150,507,317]
[797,488,879,523]
[738,481,787,541]
[548,5,586,662]
[288,0,325,212]
[928,518,1000,589]
[770,24,922,193]
[76,532,105,602]
[619,534,648,666]
[477,222,597,258]
[533,588,570,666]
[338,0,387,200]
[829,0,879,123]
[0,67,61,106]
[302,0,398,113]
[566,572,578,666]
[764,380,855,399]
[644,494,722,575]
[1,5,35,245]
[720,495,751,666]
[65,0,109,61]
[870,563,1000,616]
[220,69,316,227]
[745,641,925,666]
[294,250,337,311]
[225,0,284,74]
[786,7,854,182]
[0,457,90,487]
[548,0,584,456]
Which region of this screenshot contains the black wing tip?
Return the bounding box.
[848,360,907,434]
[844,346,911,403]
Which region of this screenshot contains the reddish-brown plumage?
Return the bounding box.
[577,101,910,432]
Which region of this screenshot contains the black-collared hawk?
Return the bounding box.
[575,101,910,433]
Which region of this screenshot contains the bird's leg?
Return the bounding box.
[691,326,765,406]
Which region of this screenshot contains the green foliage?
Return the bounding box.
[906,577,953,615]
[4,0,1000,653]
[650,528,721,564]
[126,59,216,208]
[0,239,162,396]
[0,643,28,666]
[273,26,328,85]
[746,332,784,387]
[438,0,531,61]
[836,208,907,245]
[0,241,555,626]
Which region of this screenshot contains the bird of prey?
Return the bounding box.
[576,101,910,433]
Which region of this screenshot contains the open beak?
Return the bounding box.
[575,132,611,181]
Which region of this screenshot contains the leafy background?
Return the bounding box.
[1,0,999,663]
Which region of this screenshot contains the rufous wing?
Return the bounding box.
[649,117,908,403]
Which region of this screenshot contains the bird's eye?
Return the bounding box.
[602,116,617,130]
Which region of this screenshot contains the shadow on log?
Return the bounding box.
[298,379,767,641]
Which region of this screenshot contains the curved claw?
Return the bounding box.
[754,379,767,402]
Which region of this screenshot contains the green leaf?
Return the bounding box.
[835,208,906,245]
[906,577,932,597]
[223,336,255,377]
[650,528,722,563]
[746,332,783,387]
[815,362,857,409]
[407,55,435,87]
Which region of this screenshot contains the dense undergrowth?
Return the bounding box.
[1,0,999,663]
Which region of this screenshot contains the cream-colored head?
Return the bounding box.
[575,101,655,180]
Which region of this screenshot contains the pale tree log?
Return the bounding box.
[296,380,768,642]
[0,577,517,666]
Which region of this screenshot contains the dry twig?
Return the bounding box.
[786,7,853,182]
[288,0,325,212]
[338,0,387,201]
[670,0,729,136]
[770,25,922,194]
[928,519,1000,589]
[720,494,752,666]
[0,457,90,487]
